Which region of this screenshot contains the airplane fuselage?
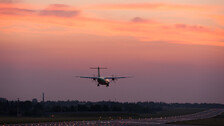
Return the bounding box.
[97,77,110,86]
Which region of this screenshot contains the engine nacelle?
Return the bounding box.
[105,79,110,83]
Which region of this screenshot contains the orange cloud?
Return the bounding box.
[131,17,156,23]
[110,21,224,46]
[0,7,35,15]
[86,3,224,24]
[0,0,21,4]
[209,14,224,26]
[0,3,80,17]
[87,3,220,12]
[0,2,224,47]
[39,4,80,18]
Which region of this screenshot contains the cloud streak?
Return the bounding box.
[88,3,220,12]
[0,7,35,15]
[0,2,224,46]
[0,3,80,17]
[0,0,21,3]
[39,10,79,18]
[39,4,80,17]
[131,17,155,23]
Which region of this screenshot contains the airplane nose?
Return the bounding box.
[105,79,110,84]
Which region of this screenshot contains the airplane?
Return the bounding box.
[76,67,131,87]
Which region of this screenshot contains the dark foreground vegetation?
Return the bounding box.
[170,112,224,126]
[0,97,224,124]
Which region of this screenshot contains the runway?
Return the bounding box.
[3,108,224,126]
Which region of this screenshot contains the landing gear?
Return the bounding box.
[106,84,109,87]
[97,84,100,87]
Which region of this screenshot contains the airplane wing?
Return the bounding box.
[104,76,131,80]
[76,76,98,80]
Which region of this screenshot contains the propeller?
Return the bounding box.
[92,74,97,82]
[111,74,117,83]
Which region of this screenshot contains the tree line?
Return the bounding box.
[0,98,223,117]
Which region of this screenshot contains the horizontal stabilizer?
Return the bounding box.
[90,67,107,69]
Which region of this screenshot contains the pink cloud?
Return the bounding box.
[88,3,219,12]
[131,17,147,23]
[39,4,80,18]
[0,3,80,18]
[175,24,210,32]
[0,2,224,47]
[0,7,35,15]
[0,0,21,3]
[39,10,79,18]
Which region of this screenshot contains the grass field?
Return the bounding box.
[170,112,224,126]
[1,113,133,124]
[148,108,205,118]
[0,108,205,124]
[0,117,106,124]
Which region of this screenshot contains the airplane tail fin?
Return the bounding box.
[90,67,107,77]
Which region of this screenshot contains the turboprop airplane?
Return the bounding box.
[76,67,131,87]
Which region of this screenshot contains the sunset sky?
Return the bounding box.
[0,0,224,103]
